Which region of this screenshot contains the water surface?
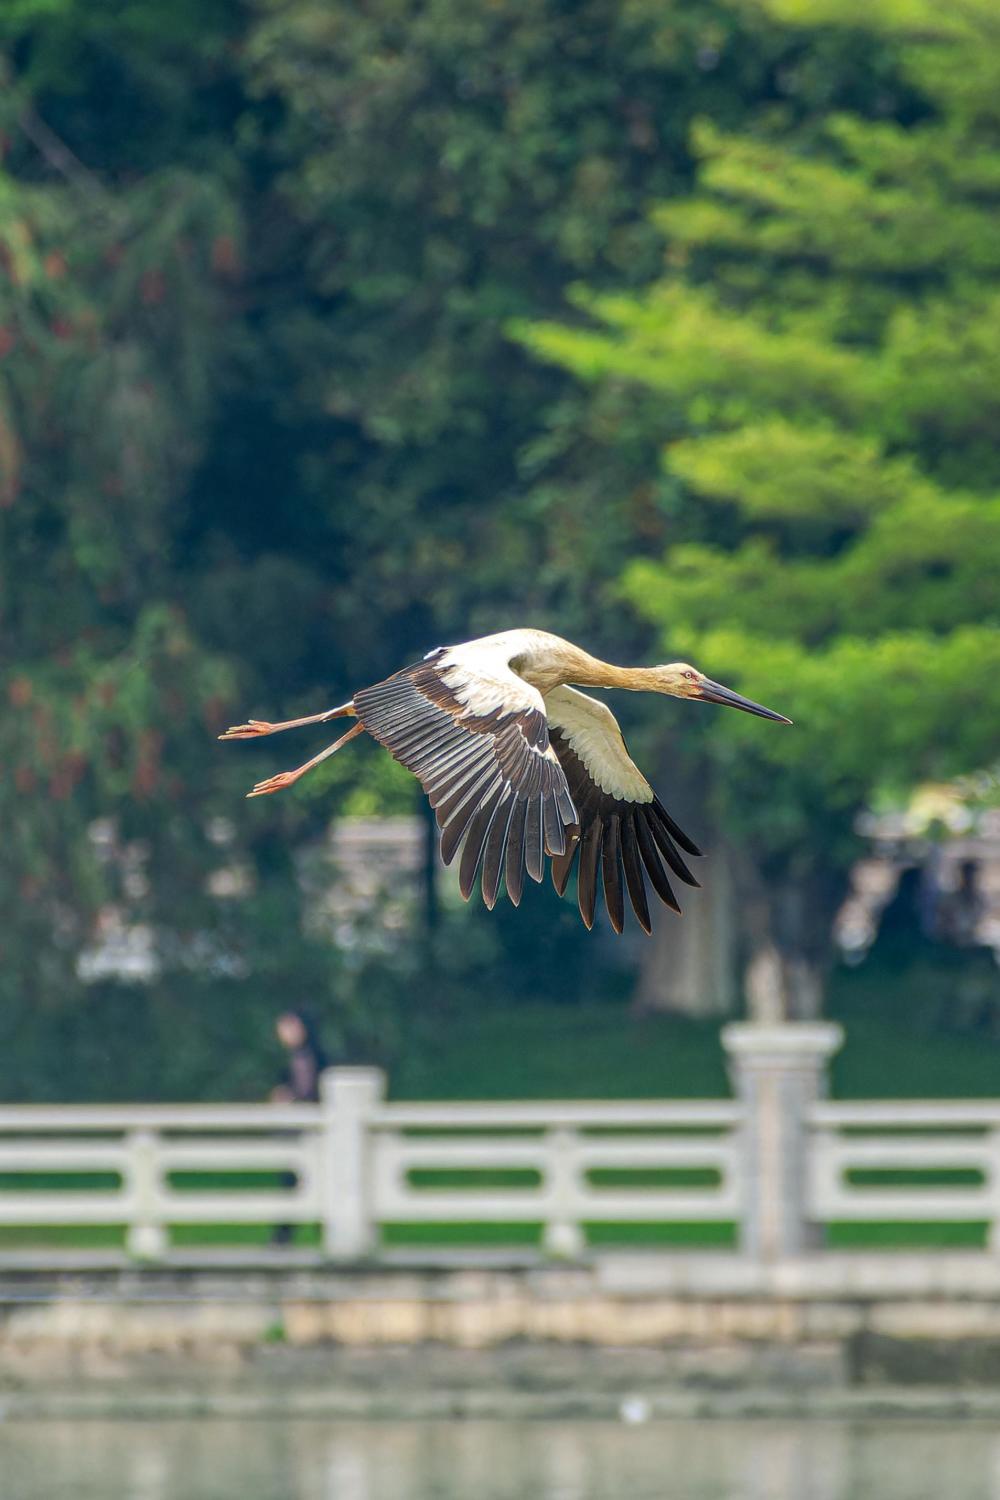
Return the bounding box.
[4,1418,1000,1500]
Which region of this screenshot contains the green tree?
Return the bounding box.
[521,0,1000,1017]
[226,0,907,1018]
[240,0,800,642]
[1,0,815,1042]
[0,0,919,1092]
[0,3,245,1008]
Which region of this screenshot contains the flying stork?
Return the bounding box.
[220,630,790,934]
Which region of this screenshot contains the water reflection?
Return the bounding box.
[4,1418,1000,1500]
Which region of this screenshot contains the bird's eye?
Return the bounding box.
[683,670,696,681]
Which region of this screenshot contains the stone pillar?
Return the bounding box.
[722,1022,843,1261]
[320,1066,386,1262]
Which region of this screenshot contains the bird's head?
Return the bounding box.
[652,662,792,724]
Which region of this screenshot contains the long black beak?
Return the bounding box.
[698,678,792,724]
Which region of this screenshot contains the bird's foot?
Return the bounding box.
[246,770,301,798]
[219,720,275,741]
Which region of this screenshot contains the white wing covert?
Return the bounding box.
[354,644,577,909]
[544,685,701,933]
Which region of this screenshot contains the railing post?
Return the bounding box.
[320,1066,386,1262]
[722,1022,843,1261]
[125,1128,167,1260]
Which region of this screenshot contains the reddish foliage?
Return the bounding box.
[132,728,163,798]
[64,751,87,786]
[211,235,240,275]
[140,269,167,306]
[132,759,160,798]
[8,677,33,708]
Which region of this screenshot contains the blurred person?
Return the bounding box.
[937,861,984,950]
[271,1007,328,1104]
[270,1009,328,1245]
[935,862,999,1035]
[871,866,930,963]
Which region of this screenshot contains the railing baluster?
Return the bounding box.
[542,1127,584,1258]
[125,1127,167,1261]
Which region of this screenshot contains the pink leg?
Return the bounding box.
[219,700,355,741]
[246,722,365,798]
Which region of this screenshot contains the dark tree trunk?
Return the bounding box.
[633,759,739,1018]
[635,838,739,1016]
[740,852,850,1022]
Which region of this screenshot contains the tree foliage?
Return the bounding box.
[2,0,842,1082]
[520,0,1000,1012]
[0,9,245,1009]
[4,0,982,1074]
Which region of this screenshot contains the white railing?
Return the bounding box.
[0,1084,741,1262]
[2,1026,1000,1264]
[808,1100,1000,1245]
[370,1100,742,1257]
[0,1102,327,1258]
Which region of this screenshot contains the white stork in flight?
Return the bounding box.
[220,630,790,934]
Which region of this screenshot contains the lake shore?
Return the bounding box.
[8,1262,1000,1418]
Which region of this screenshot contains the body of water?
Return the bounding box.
[4,1418,1000,1500]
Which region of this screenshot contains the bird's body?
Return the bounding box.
[221,628,789,934]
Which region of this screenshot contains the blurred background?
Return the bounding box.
[2,0,999,1106]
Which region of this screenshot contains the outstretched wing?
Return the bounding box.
[354,646,578,909]
[544,685,701,934]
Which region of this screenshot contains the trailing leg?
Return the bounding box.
[220,699,355,741]
[245,720,365,797]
